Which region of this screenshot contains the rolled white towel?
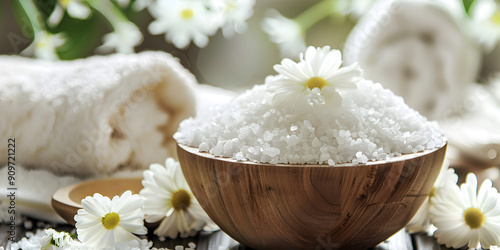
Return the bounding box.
[344,0,481,120]
[440,82,500,167]
[0,51,197,177]
[0,81,237,224]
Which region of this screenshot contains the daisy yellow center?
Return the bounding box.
[35,40,47,48]
[463,207,485,229]
[171,189,191,210]
[491,10,500,25]
[101,212,120,230]
[59,0,71,8]
[225,1,236,12]
[181,9,194,20]
[305,77,327,90]
[429,187,436,199]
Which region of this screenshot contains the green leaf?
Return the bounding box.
[463,0,476,16]
[48,9,106,60]
[11,1,35,39]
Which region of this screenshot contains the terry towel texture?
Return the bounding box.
[0,51,197,176]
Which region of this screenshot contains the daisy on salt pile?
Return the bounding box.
[262,9,306,58]
[140,158,216,239]
[430,173,500,249]
[74,191,147,249]
[148,0,221,49]
[265,46,361,107]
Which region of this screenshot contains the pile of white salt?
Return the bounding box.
[174,80,445,165]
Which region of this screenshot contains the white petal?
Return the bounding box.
[325,63,361,90]
[463,173,479,207]
[145,214,165,223]
[479,224,500,248]
[67,1,91,19]
[468,230,481,249]
[48,4,64,27]
[81,195,109,217]
[155,213,180,238]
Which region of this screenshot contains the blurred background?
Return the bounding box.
[1,0,500,178]
[0,0,355,91]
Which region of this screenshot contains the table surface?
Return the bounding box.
[0,216,459,250]
[2,162,488,250]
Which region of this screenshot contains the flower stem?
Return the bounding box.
[294,0,338,31]
[86,0,129,29]
[18,0,45,35]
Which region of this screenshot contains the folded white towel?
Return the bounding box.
[0,51,197,177]
[344,0,481,120]
[440,83,500,166]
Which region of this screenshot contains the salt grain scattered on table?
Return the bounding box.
[175,76,444,166]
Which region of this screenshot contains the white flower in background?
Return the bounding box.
[140,158,216,239]
[406,163,458,234]
[262,9,306,58]
[48,0,91,27]
[216,0,255,38]
[335,0,375,19]
[132,0,154,12]
[148,0,221,49]
[26,31,66,61]
[470,0,500,51]
[430,173,500,249]
[74,191,147,249]
[100,21,143,54]
[266,46,361,107]
[116,0,154,12]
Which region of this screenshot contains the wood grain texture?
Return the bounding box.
[177,143,447,250]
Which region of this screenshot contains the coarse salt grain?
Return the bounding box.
[174,80,445,165]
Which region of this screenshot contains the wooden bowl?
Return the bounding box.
[51,178,143,225]
[177,143,447,250]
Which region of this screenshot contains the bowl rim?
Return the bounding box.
[177,142,448,168]
[52,177,143,210]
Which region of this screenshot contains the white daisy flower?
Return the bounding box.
[148,0,221,49]
[262,9,306,58]
[132,0,154,12]
[41,228,73,248]
[265,46,362,107]
[216,0,255,38]
[74,190,147,249]
[23,30,66,61]
[470,0,500,51]
[430,173,500,249]
[9,229,88,250]
[99,21,143,54]
[140,158,216,239]
[406,162,458,234]
[116,0,153,12]
[335,0,375,19]
[48,0,91,27]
